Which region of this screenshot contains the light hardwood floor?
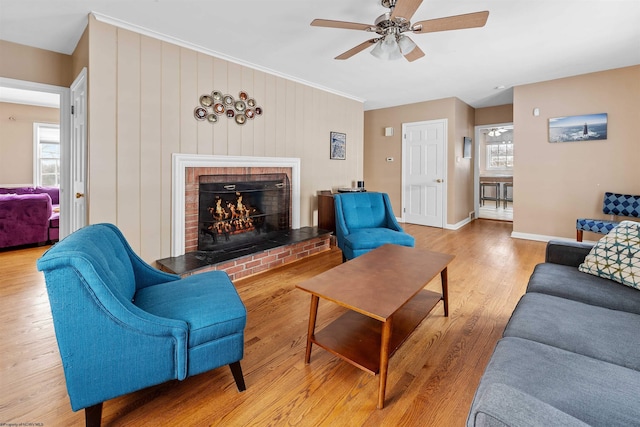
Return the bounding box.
[0,220,546,426]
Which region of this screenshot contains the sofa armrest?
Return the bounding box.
[467,383,589,427]
[545,240,594,267]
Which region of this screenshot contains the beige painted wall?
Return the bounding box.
[0,40,73,87]
[453,98,475,222]
[71,27,89,80]
[363,97,474,225]
[475,104,513,126]
[0,102,60,185]
[87,17,364,262]
[513,65,640,240]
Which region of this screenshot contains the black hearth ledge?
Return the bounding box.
[156,226,331,276]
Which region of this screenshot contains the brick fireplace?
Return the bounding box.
[157,155,329,280]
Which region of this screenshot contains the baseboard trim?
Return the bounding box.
[398,217,471,231]
[511,231,597,244]
[445,217,471,230]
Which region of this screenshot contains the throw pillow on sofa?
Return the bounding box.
[579,220,640,289]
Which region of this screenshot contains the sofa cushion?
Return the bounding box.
[578,220,640,289]
[344,228,415,250]
[134,271,246,348]
[467,383,590,427]
[470,337,640,427]
[504,293,640,371]
[526,263,640,315]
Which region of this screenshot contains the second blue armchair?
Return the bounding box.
[334,192,415,261]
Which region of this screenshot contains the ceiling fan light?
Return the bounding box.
[397,35,416,55]
[371,34,402,61]
[370,41,386,59]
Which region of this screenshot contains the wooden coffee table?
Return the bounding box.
[296,244,454,408]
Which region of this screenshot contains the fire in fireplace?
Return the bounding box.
[198,173,290,251]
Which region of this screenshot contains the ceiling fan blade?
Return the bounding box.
[311,19,374,31]
[335,39,377,60]
[391,0,424,21]
[404,45,425,62]
[413,11,489,34]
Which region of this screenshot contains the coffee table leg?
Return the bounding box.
[305,295,319,364]
[377,317,393,409]
[440,267,449,317]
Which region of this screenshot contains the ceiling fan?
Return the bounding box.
[311,0,489,62]
[487,128,508,137]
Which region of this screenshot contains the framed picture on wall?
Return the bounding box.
[330,132,346,160]
[548,113,608,143]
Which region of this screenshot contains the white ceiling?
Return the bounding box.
[1,0,639,110]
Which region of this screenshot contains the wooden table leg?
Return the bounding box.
[305,295,319,364]
[377,316,393,409]
[440,267,449,317]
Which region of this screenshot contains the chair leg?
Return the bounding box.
[85,402,103,427]
[229,361,246,392]
[576,230,583,242]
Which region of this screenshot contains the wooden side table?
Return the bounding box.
[317,191,335,234]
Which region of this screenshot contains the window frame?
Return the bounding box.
[485,142,514,171]
[33,122,61,187]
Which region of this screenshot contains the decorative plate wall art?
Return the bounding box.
[194,90,263,125]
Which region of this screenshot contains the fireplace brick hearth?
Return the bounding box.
[157,228,331,281]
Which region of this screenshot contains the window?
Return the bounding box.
[34,123,60,187]
[486,143,513,170]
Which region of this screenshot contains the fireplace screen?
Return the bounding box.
[198,173,290,251]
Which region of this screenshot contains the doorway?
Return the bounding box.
[402,119,447,228]
[0,76,78,238]
[474,123,513,221]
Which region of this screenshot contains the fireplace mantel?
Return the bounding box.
[172,154,301,257]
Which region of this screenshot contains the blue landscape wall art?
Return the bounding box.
[548,113,607,143]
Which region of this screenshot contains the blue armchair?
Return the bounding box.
[36,223,247,426]
[333,192,415,261]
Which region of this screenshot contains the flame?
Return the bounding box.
[206,192,260,237]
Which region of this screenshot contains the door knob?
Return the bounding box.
[436,179,444,183]
[75,192,85,199]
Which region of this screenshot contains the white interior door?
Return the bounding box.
[402,119,447,228]
[69,68,87,234]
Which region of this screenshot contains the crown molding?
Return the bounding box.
[90,12,364,104]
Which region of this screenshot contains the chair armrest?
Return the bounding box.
[382,193,403,232]
[545,240,594,267]
[333,195,349,251]
[38,252,189,364]
[467,383,590,427]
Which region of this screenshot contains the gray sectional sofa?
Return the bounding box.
[467,240,640,427]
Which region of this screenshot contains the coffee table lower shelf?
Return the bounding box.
[311,289,443,375]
